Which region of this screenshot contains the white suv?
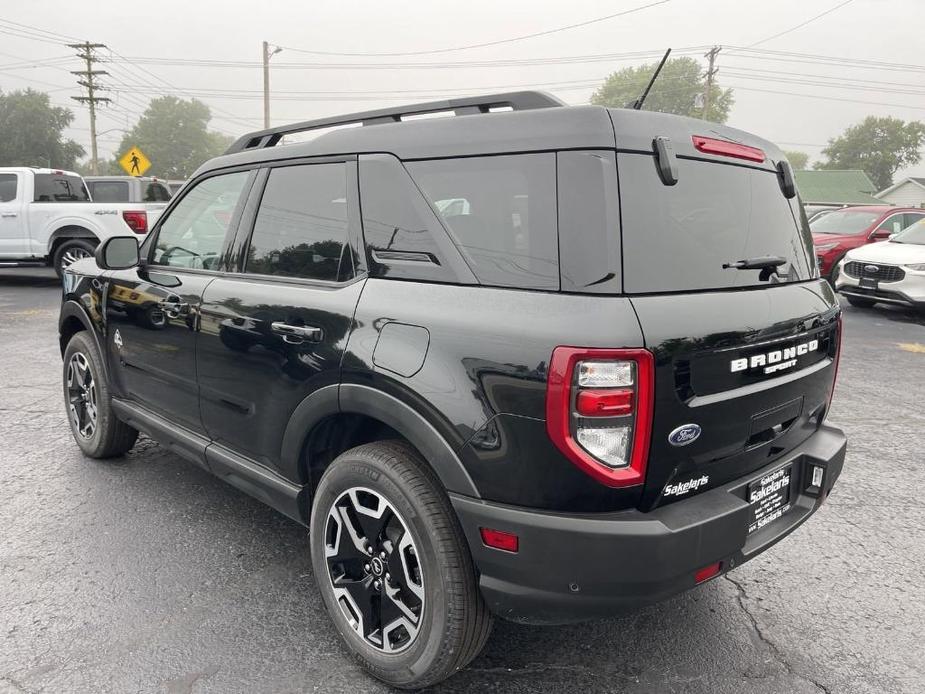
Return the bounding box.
[836,218,925,310]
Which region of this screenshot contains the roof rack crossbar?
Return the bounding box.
[224,90,565,154]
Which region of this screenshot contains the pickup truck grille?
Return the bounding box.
[843,261,905,283]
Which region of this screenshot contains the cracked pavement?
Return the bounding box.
[1,267,923,694]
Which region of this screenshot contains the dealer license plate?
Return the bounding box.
[747,465,792,534]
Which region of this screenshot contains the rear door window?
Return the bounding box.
[618,154,814,293]
[245,162,352,282]
[0,174,17,202]
[33,174,90,202]
[407,153,558,290]
[87,180,130,202]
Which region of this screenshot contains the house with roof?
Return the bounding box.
[876,177,925,209]
[793,170,883,207]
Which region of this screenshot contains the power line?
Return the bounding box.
[277,0,672,57]
[741,0,856,49]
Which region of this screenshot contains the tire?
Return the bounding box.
[846,296,876,308]
[62,332,138,458]
[310,441,492,689]
[54,238,97,278]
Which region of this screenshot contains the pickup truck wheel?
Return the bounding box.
[310,441,492,689]
[54,239,96,278]
[62,332,138,458]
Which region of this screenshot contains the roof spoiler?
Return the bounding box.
[224,91,566,155]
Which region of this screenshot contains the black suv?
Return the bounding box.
[59,92,846,689]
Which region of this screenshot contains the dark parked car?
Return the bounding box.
[59,92,846,689]
[811,205,925,282]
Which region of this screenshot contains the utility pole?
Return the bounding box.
[69,42,110,175]
[702,45,721,120]
[262,41,282,129]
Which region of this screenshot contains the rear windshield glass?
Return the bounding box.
[809,209,880,235]
[407,154,558,290]
[619,154,814,293]
[34,174,90,202]
[87,180,130,202]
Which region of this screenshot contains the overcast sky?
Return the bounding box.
[1,0,923,183]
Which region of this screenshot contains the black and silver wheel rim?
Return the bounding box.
[324,487,425,654]
[60,245,92,272]
[66,352,97,439]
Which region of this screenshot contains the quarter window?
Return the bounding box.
[407,154,558,290]
[245,163,351,282]
[151,171,250,270]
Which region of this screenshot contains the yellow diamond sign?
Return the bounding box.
[119,146,151,176]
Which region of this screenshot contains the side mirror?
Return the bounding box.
[95,236,140,270]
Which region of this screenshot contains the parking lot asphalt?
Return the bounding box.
[1,266,923,694]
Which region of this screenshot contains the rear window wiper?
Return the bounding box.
[723,256,787,281]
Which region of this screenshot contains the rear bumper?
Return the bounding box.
[451,423,846,625]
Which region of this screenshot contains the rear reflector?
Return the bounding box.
[692,135,766,163]
[122,210,148,234]
[576,389,634,417]
[694,561,723,584]
[480,528,519,553]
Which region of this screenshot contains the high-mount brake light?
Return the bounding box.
[692,135,766,163]
[122,210,148,234]
[546,347,654,488]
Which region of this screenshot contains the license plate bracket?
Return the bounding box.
[747,465,792,534]
[859,277,878,290]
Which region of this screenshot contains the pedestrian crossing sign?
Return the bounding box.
[119,147,151,176]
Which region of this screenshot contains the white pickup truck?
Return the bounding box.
[0,167,162,277]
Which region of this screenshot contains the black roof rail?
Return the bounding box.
[224,90,566,154]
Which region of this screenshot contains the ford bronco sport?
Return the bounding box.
[59,92,846,689]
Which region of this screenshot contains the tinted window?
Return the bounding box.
[619,154,813,293]
[810,209,880,235]
[245,163,350,281]
[33,174,90,202]
[0,174,17,202]
[87,180,130,202]
[144,182,171,202]
[557,151,621,293]
[151,171,250,270]
[359,154,459,283]
[407,154,558,290]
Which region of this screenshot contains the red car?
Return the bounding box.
[811,206,925,281]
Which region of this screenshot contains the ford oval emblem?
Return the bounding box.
[668,423,701,447]
[864,264,880,273]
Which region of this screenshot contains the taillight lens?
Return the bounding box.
[122,210,148,234]
[692,135,766,163]
[546,347,654,487]
[826,315,843,416]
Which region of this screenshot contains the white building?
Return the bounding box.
[877,177,925,209]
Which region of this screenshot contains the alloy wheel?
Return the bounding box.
[60,246,93,273]
[66,352,98,439]
[324,487,425,653]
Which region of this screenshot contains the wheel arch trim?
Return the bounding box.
[280,383,481,499]
[59,300,108,378]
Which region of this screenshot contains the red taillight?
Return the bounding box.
[826,316,843,414]
[480,527,519,553]
[694,561,723,584]
[122,210,148,234]
[692,135,766,163]
[546,347,654,488]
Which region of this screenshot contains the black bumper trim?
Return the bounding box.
[451,423,846,624]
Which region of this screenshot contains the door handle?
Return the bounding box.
[158,299,190,318]
[271,322,323,344]
[0,212,17,218]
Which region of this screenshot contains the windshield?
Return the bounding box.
[892,219,925,245]
[810,209,880,235]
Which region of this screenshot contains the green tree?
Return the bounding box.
[109,97,233,178]
[783,150,810,170]
[590,57,734,123]
[814,116,925,191]
[0,89,84,168]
